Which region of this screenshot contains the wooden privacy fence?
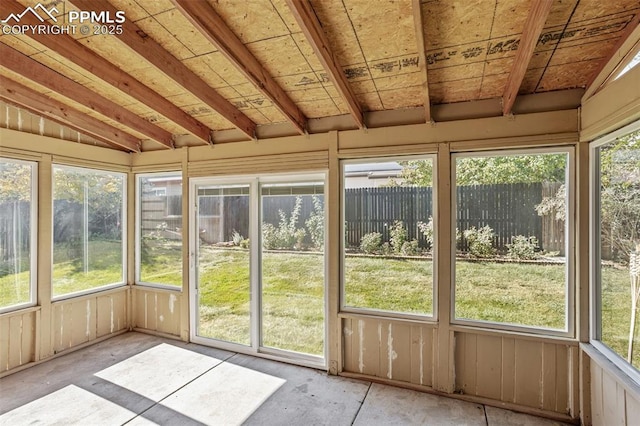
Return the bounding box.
[138,183,566,252]
[346,183,565,253]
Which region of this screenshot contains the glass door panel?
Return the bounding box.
[195,184,251,345]
[260,182,325,356]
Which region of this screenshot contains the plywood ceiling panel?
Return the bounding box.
[2,0,636,151]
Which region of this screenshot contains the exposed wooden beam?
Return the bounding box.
[411,0,432,123]
[286,0,364,129]
[72,0,257,141]
[2,0,211,146]
[0,76,139,152]
[502,0,553,116]
[171,0,307,134]
[583,14,640,100]
[0,43,173,148]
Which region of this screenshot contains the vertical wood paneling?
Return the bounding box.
[341,317,434,387]
[542,343,557,412]
[555,344,570,413]
[591,362,604,425]
[601,367,625,426]
[0,311,36,371]
[476,335,502,400]
[501,337,516,402]
[20,312,34,366]
[155,292,180,336]
[514,339,543,408]
[626,393,640,425]
[454,332,575,415]
[0,316,10,371]
[360,319,379,376]
[8,316,23,369]
[342,318,354,373]
[131,287,180,337]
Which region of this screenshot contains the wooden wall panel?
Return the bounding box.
[341,316,435,387]
[0,310,36,373]
[132,287,181,337]
[590,355,640,426]
[51,288,128,355]
[454,332,576,415]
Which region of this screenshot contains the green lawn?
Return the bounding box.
[1,245,637,366]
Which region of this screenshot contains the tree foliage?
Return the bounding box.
[401,154,567,186]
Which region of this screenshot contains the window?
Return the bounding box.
[137,173,183,287]
[0,158,36,312]
[593,125,640,372]
[53,165,125,297]
[453,150,572,333]
[342,157,435,317]
[261,181,325,355]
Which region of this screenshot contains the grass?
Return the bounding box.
[1,243,638,366]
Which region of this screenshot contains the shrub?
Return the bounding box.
[231,229,244,246]
[507,235,539,260]
[463,225,496,257]
[305,196,324,250]
[389,220,408,254]
[262,196,306,250]
[239,238,250,249]
[417,217,434,250]
[360,232,382,254]
[401,239,419,256]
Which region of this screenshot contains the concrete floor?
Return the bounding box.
[0,332,571,425]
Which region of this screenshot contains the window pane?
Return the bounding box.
[53,166,125,297]
[454,152,569,330]
[0,159,34,310]
[261,182,325,356]
[343,159,434,316]
[597,129,640,369]
[138,174,182,286]
[196,185,251,345]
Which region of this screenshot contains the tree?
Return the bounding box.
[400,154,567,186]
[0,161,31,202]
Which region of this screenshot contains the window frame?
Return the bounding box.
[189,171,328,369]
[450,146,575,337]
[589,119,640,384]
[339,154,438,321]
[51,164,127,301]
[135,171,183,290]
[0,157,38,314]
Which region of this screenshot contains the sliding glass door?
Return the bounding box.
[191,174,326,365]
[193,183,251,346]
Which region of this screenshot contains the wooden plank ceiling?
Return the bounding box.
[0,0,638,152]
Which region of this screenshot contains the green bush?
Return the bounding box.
[507,235,539,260]
[401,240,420,256]
[305,196,324,250]
[463,225,496,257]
[417,217,434,250]
[360,232,382,254]
[262,197,306,250]
[389,220,408,254]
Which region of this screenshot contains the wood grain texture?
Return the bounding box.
[502,0,553,115]
[172,0,306,134]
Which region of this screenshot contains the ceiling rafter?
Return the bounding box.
[286,0,364,129]
[583,14,640,100]
[502,0,553,116]
[72,0,257,142]
[1,0,209,147]
[171,0,308,135]
[411,0,432,123]
[0,44,173,148]
[1,76,140,152]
